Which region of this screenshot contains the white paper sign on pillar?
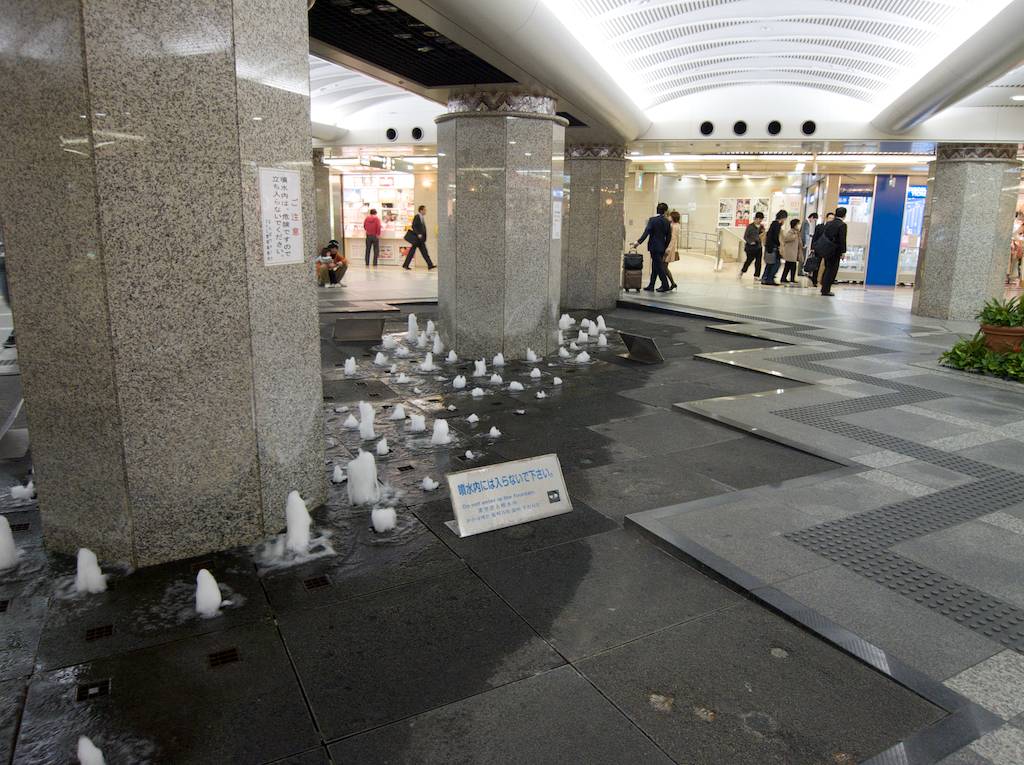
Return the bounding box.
[258,166,304,266]
[444,454,572,537]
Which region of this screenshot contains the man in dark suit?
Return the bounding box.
[815,207,847,296]
[633,202,672,292]
[402,205,436,270]
[808,212,834,287]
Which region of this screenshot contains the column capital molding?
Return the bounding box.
[441,91,560,119]
[566,144,627,160]
[936,143,1018,162]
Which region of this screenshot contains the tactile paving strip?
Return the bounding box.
[685,308,1024,653]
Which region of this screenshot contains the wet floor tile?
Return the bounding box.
[278,568,563,740]
[14,621,318,765]
[577,601,945,765]
[476,529,740,660]
[329,666,673,765]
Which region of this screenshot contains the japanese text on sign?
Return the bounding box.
[258,167,304,266]
[445,454,571,538]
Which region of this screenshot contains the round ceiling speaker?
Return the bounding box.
[699,120,714,136]
[733,120,747,136]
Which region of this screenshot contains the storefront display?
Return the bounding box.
[898,185,927,278]
[342,173,416,266]
[837,183,873,276]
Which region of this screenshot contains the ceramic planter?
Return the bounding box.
[980,324,1024,353]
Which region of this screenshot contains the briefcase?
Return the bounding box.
[623,250,643,271]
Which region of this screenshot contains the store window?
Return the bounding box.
[342,173,417,266]
[899,184,927,277]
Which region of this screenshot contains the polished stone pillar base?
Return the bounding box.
[562,146,627,311]
[0,0,325,566]
[436,94,566,358]
[912,143,1019,321]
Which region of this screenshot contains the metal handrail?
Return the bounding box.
[716,228,745,271]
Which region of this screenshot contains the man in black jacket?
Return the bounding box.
[815,207,847,296]
[402,205,436,270]
[633,202,672,292]
[740,211,765,277]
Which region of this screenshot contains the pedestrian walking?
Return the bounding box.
[761,210,787,285]
[740,212,765,277]
[402,205,436,270]
[632,202,672,292]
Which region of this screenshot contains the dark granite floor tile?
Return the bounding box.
[329,665,673,765]
[489,426,645,472]
[563,453,734,522]
[14,621,318,765]
[267,747,331,765]
[35,547,269,671]
[0,677,25,762]
[259,505,464,611]
[413,497,617,564]
[590,410,744,456]
[671,436,839,490]
[278,568,564,740]
[477,529,740,660]
[322,378,399,404]
[0,596,45,682]
[577,601,945,765]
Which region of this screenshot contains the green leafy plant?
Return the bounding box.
[976,296,1024,327]
[940,332,1024,382]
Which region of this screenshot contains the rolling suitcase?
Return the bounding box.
[622,249,643,292]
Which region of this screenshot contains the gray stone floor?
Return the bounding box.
[622,292,1024,764]
[0,305,962,763]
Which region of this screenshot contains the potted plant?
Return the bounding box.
[977,297,1024,353]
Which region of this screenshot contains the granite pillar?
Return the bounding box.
[912,143,1019,320]
[313,148,332,247]
[0,0,325,566]
[562,146,627,311]
[436,94,566,358]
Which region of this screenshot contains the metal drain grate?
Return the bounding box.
[208,647,240,668]
[0,600,8,613]
[76,679,110,702]
[8,522,29,532]
[397,464,414,472]
[84,624,114,642]
[303,575,330,591]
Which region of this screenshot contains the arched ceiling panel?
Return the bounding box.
[546,0,1015,110]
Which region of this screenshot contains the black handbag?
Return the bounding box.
[803,254,821,274]
[403,229,419,245]
[623,251,644,271]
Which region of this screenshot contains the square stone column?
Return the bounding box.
[436,94,566,358]
[912,143,1019,320]
[562,146,628,311]
[0,0,325,566]
[313,148,332,247]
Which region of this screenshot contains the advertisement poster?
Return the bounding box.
[717,198,735,228]
[733,198,751,227]
[753,198,769,219]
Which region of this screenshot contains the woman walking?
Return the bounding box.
[780,218,802,283]
[665,210,682,290]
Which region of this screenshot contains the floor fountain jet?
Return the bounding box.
[195,569,223,618]
[75,548,107,594]
[347,450,381,504]
[0,516,19,570]
[284,491,311,554]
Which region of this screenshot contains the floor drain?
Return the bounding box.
[84,624,114,642]
[303,575,330,590]
[427,396,442,402]
[356,381,367,387]
[8,522,28,532]
[189,559,215,575]
[369,392,380,398]
[397,464,415,472]
[322,395,334,401]
[207,647,240,668]
[0,600,8,613]
[76,679,110,702]
[491,401,503,406]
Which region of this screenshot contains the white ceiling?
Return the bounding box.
[308,54,443,127]
[543,0,1018,112]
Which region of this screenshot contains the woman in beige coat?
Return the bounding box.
[780,218,802,283]
[665,210,681,290]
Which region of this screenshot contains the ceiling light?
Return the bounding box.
[664,162,675,171]
[863,163,876,172]
[630,150,640,155]
[728,162,739,171]
[794,162,805,173]
[1012,95,1024,102]
[416,45,433,53]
